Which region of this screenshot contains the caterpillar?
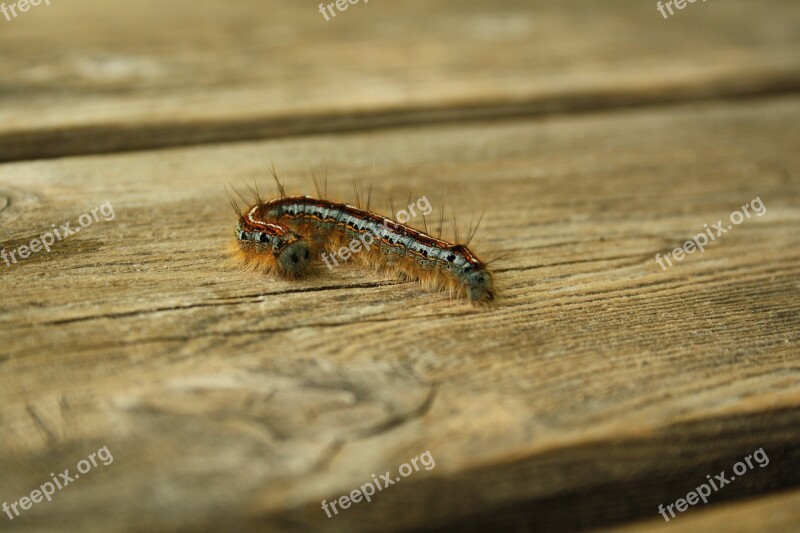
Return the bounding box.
[229,175,495,303]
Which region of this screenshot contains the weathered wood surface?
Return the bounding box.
[2,0,800,531]
[1,94,798,531]
[0,0,799,161]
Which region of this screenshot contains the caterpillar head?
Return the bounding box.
[236,222,312,278]
[462,265,494,303]
[449,245,494,303]
[275,239,312,277]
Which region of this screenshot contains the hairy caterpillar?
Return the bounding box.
[229,175,495,303]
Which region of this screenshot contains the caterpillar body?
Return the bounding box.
[230,188,495,303]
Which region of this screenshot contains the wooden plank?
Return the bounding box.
[0,95,798,531]
[0,0,799,161]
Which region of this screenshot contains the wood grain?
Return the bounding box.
[0,0,799,161]
[0,93,798,531]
